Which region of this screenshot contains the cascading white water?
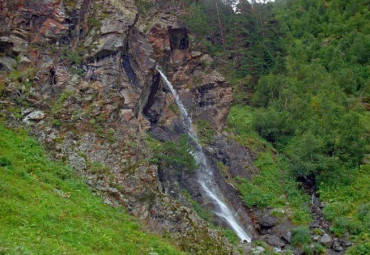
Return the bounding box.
[157,67,251,242]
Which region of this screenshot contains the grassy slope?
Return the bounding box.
[227,105,311,225]
[0,124,185,255]
[318,111,370,254]
[227,107,370,253]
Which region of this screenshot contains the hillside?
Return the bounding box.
[0,0,369,255]
[0,124,184,254]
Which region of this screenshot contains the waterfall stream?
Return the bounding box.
[157,67,251,242]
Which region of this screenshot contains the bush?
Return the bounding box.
[357,203,370,222]
[330,216,348,237]
[347,243,370,255]
[150,135,198,173]
[303,243,325,255]
[196,119,215,145]
[291,226,310,247]
[135,0,154,15]
[253,107,295,145]
[0,157,11,167]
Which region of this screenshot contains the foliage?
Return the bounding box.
[227,106,310,224]
[303,243,325,255]
[319,164,369,247]
[88,161,111,175]
[227,105,271,153]
[196,119,215,145]
[183,190,212,222]
[251,0,369,178]
[52,90,72,113]
[253,107,295,145]
[87,17,102,29]
[291,226,310,247]
[222,229,238,246]
[61,49,83,65]
[180,2,213,40]
[0,124,184,255]
[148,135,198,173]
[180,0,284,93]
[135,0,154,15]
[237,153,310,225]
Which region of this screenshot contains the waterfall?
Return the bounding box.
[157,67,251,242]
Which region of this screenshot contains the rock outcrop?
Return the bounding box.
[0,0,241,254]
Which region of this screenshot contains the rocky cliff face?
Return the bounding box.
[0,0,243,254]
[1,0,290,254]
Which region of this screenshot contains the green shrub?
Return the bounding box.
[87,17,102,29]
[357,203,370,222]
[0,157,11,167]
[330,216,348,237]
[223,229,238,245]
[196,119,215,145]
[347,242,370,255]
[135,0,153,15]
[183,190,212,221]
[303,243,325,255]
[149,135,198,173]
[291,226,310,247]
[253,107,295,145]
[62,49,82,65]
[88,161,110,175]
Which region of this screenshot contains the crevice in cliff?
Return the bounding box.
[120,12,140,87]
[168,27,189,51]
[121,55,139,86]
[72,0,92,49]
[142,72,161,123]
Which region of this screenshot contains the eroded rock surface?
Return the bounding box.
[0,1,241,254]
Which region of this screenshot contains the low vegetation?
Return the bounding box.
[148,135,198,173]
[181,0,369,252]
[319,164,370,253]
[0,124,184,255]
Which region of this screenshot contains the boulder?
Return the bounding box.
[0,57,16,71]
[260,215,278,228]
[320,234,333,247]
[252,246,265,254]
[266,235,285,247]
[332,239,343,252]
[282,231,292,243]
[23,110,46,123]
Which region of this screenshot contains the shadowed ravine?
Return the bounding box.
[157,67,251,242]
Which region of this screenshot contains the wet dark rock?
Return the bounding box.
[265,235,285,247]
[260,215,279,229]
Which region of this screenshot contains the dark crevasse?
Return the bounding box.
[122,55,138,86]
[143,72,161,123]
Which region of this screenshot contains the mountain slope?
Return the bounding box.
[0,124,185,255]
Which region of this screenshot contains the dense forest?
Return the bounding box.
[180,0,369,253]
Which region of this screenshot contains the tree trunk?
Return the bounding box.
[214,0,225,46]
